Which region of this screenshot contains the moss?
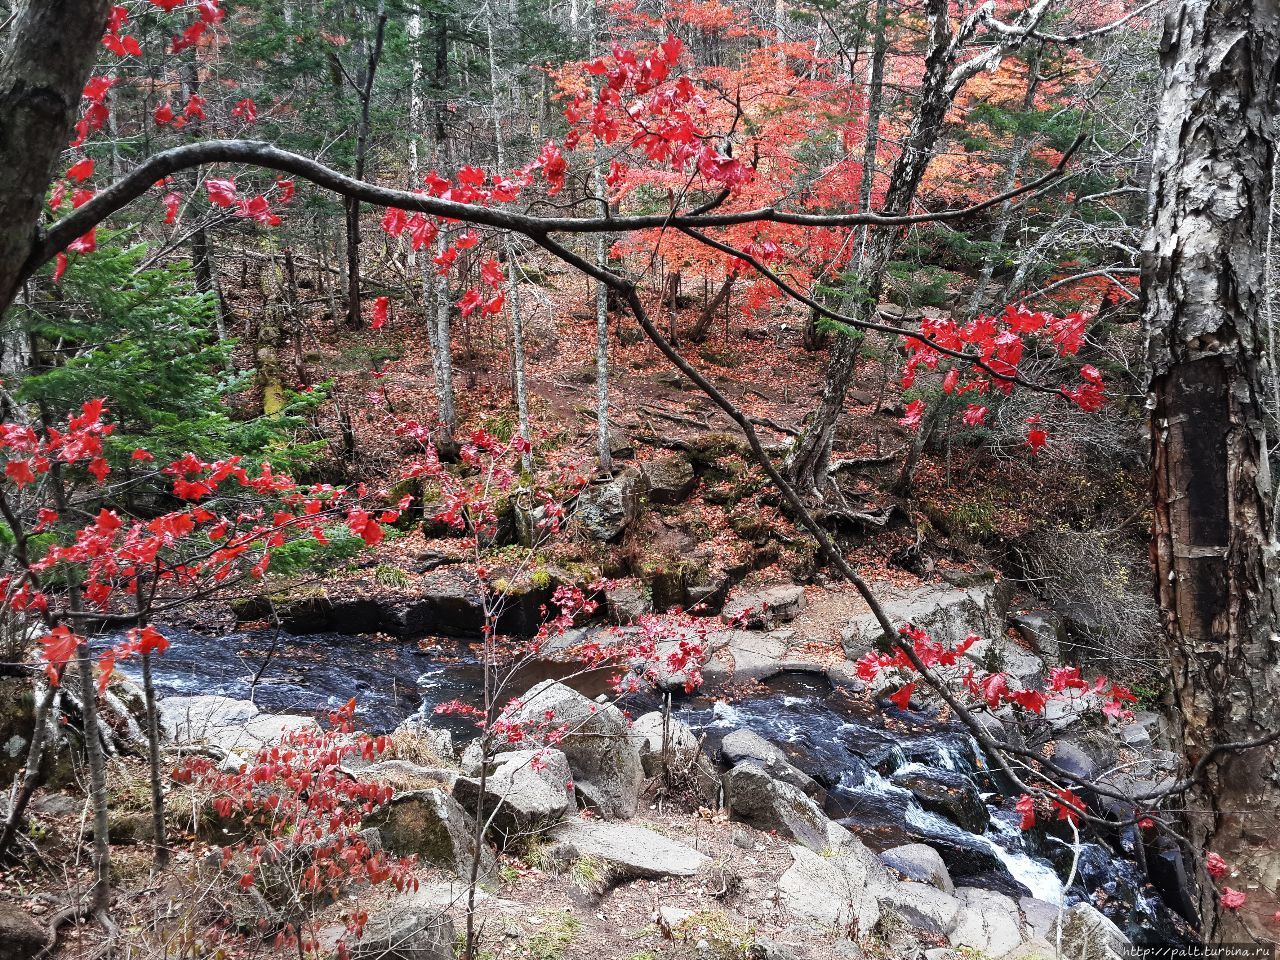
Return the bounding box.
[520,913,583,960]
[674,910,752,960]
[568,854,605,895]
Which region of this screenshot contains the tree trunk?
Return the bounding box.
[786,0,955,494]
[963,43,1042,321]
[786,0,1047,496]
[690,272,735,342]
[854,0,889,263]
[344,13,387,330]
[0,0,113,315]
[1143,0,1280,941]
[590,0,612,475]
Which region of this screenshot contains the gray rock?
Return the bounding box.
[0,901,46,960]
[749,936,806,960]
[544,818,707,887]
[702,629,818,685]
[1050,740,1098,783]
[641,453,697,505]
[349,904,454,960]
[1002,939,1059,960]
[606,581,652,624]
[629,711,699,778]
[721,729,822,799]
[724,585,806,628]
[963,635,1046,689]
[497,680,643,819]
[353,760,457,793]
[1011,611,1065,663]
[393,714,458,760]
[366,788,496,882]
[724,763,833,852]
[877,880,963,936]
[159,695,317,759]
[452,748,573,840]
[890,767,989,833]
[778,842,886,935]
[841,583,1011,659]
[879,843,954,894]
[1050,903,1130,960]
[949,888,1023,956]
[578,468,648,541]
[1018,896,1060,942]
[1117,721,1152,751]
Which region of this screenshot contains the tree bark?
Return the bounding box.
[344,12,388,330]
[0,0,113,312]
[1143,0,1280,941]
[785,0,1049,495]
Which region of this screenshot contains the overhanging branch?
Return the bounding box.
[27,135,1082,280]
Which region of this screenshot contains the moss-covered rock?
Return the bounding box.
[366,787,496,882]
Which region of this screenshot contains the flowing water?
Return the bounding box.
[123,626,1196,945]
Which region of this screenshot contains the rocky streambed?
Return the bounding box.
[122,617,1196,949]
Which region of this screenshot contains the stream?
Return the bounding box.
[122,625,1196,946]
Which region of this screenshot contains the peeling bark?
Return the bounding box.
[1144,0,1280,940]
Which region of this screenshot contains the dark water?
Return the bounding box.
[124,627,1194,945]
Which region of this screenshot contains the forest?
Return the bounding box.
[0,0,1276,957]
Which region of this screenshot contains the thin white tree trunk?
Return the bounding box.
[589,0,612,473]
[407,8,424,269]
[487,12,534,471]
[433,231,457,434]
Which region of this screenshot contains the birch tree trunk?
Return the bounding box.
[1143,0,1280,940]
[487,12,533,471]
[589,0,612,474]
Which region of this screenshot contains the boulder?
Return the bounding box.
[890,767,989,833]
[393,714,458,760]
[876,880,963,936]
[1048,740,1098,783]
[605,580,652,624]
[879,843,954,894]
[641,453,697,505]
[354,760,456,792]
[702,629,816,685]
[721,729,822,799]
[949,888,1023,956]
[723,763,833,852]
[963,635,1046,689]
[578,468,648,541]
[497,681,643,819]
[544,818,707,889]
[1018,896,1060,942]
[841,583,1011,659]
[1011,611,1065,662]
[348,904,454,960]
[1001,939,1059,960]
[629,711,699,778]
[1050,903,1130,960]
[452,748,573,841]
[366,788,496,882]
[778,842,886,936]
[0,901,46,960]
[159,695,317,758]
[724,585,807,629]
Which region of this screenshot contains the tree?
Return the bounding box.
[0,0,113,314]
[7,3,1277,945]
[1143,0,1280,940]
